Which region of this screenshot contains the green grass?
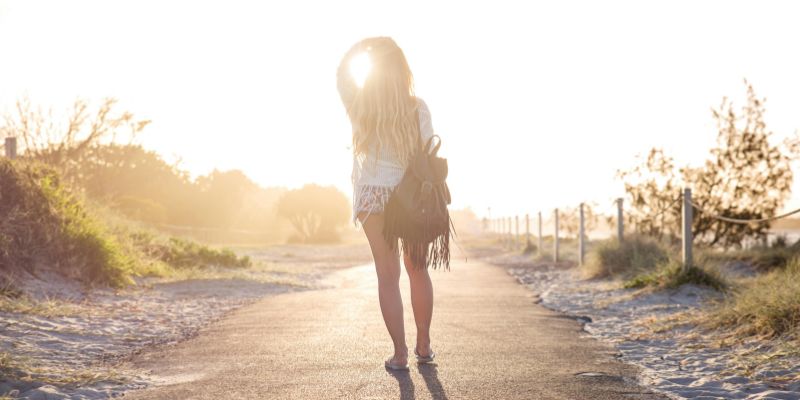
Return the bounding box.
[708,256,800,339]
[0,159,252,289]
[583,235,670,278]
[1,160,138,287]
[623,260,728,291]
[123,229,251,270]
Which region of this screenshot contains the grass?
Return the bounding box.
[136,234,251,269]
[0,294,82,317]
[623,260,728,291]
[0,159,253,290]
[708,256,800,340]
[583,235,670,278]
[702,242,800,271]
[578,234,727,291]
[0,350,127,388]
[0,160,138,287]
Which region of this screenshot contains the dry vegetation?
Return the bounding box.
[0,158,252,289]
[710,257,800,340]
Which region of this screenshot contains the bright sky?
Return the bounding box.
[2,0,800,219]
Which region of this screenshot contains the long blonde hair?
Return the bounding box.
[345,37,420,166]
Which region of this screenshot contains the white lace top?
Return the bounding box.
[337,62,435,224]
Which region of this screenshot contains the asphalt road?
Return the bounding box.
[123,260,664,400]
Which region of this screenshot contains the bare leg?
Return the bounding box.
[404,252,433,357]
[361,213,408,365]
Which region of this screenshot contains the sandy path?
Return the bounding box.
[123,260,664,400]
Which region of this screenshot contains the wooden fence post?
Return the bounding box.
[515,215,519,246]
[508,216,513,246]
[4,137,17,159]
[579,203,585,266]
[682,188,693,271]
[616,198,624,242]
[537,211,543,255]
[554,208,560,263]
[525,213,531,247]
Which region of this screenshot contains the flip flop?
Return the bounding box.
[414,348,435,364]
[385,357,409,371]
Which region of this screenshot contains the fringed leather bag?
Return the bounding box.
[383,135,452,270]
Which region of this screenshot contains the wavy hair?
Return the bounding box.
[344,37,420,166]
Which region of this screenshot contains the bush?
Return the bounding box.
[128,232,250,269]
[0,159,251,289]
[624,260,727,291]
[583,235,670,278]
[709,257,800,338]
[0,159,137,287]
[701,240,800,271]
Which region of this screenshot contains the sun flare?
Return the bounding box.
[350,53,371,88]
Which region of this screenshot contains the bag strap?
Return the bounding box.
[423,135,442,156]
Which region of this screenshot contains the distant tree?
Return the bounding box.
[558,203,600,238]
[194,169,259,229]
[616,148,683,241]
[276,184,350,243]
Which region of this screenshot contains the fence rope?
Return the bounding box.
[688,200,800,224]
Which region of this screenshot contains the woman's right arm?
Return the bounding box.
[336,41,365,111]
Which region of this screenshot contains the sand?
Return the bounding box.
[0,243,372,400]
[485,250,800,400]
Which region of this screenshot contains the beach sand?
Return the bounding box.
[480,247,800,400]
[0,243,372,399]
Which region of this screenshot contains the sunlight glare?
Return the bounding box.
[350,52,371,88]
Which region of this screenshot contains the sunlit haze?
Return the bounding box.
[2,0,800,218]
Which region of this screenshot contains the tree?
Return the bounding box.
[558,203,600,238]
[617,82,798,247]
[194,169,259,229]
[1,97,150,182]
[616,148,683,241]
[687,82,797,247]
[276,184,350,243]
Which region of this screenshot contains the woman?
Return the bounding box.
[336,37,436,371]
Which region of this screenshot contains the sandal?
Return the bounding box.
[384,356,409,371]
[414,347,435,364]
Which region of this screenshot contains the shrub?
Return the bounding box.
[624,260,727,291]
[0,160,250,289]
[709,257,800,338]
[700,241,800,271]
[128,232,250,269]
[583,235,670,278]
[0,159,136,287]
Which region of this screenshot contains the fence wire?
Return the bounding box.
[688,200,800,225]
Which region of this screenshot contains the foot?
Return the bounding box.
[385,355,409,371]
[414,345,435,363]
[414,344,433,358]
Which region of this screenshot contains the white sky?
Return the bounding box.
[1,0,799,219]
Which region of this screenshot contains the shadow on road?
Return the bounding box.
[418,364,448,400]
[387,369,415,400]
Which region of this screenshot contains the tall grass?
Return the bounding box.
[701,241,800,271]
[709,257,800,339]
[0,159,250,289]
[583,235,670,278]
[624,260,727,291]
[0,159,137,286]
[582,234,727,290]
